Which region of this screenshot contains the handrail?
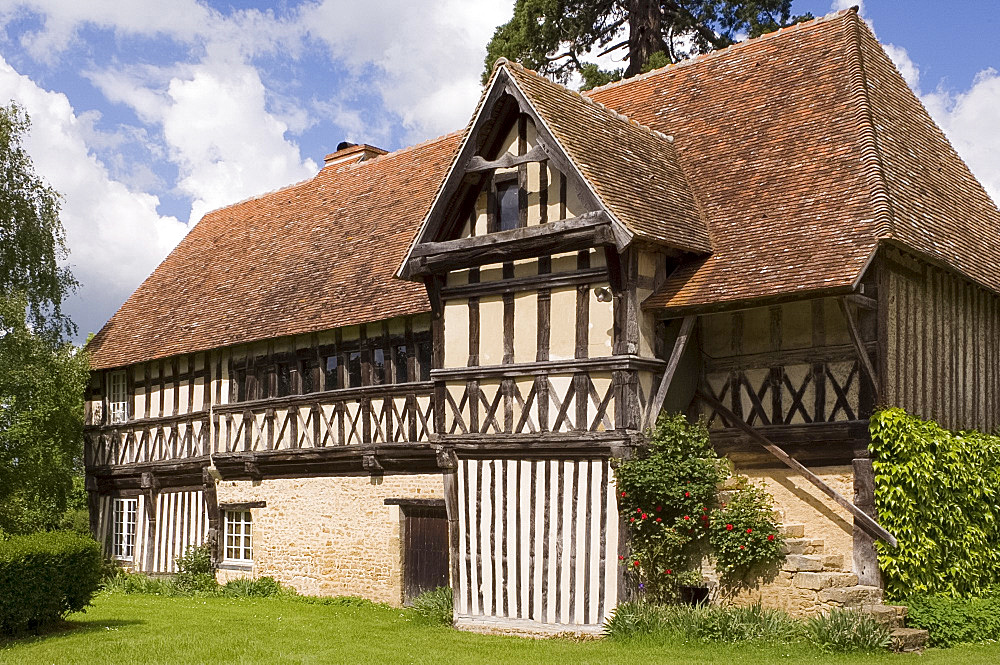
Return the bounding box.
[695,390,898,548]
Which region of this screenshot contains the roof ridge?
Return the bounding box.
[842,10,895,240]
[500,59,674,144]
[584,7,858,96]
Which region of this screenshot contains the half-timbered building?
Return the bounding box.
[85,8,1000,633]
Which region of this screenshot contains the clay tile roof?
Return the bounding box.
[501,61,712,253]
[588,8,1000,311]
[87,132,461,370]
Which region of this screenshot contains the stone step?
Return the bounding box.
[822,554,844,571]
[891,627,929,653]
[818,585,883,607]
[781,538,825,555]
[781,524,805,538]
[792,571,859,590]
[782,554,824,572]
[863,604,907,630]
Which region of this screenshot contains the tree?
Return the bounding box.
[484,0,812,89]
[0,102,88,536]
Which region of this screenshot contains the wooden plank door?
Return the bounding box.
[403,506,449,603]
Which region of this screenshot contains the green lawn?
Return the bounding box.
[2,594,999,665]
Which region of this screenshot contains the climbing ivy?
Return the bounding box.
[869,408,1000,599]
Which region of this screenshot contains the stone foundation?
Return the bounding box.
[214,472,443,605]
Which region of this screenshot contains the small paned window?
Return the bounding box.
[113,498,138,560]
[417,341,433,381]
[393,344,409,383]
[496,180,519,231]
[225,510,253,562]
[348,351,362,387]
[301,359,318,394]
[107,370,128,424]
[324,356,340,391]
[372,348,386,385]
[276,362,292,397]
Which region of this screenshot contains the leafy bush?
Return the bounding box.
[102,571,182,596]
[410,586,453,625]
[175,544,217,593]
[605,601,803,644]
[708,479,783,586]
[0,531,102,634]
[870,408,1000,598]
[905,594,1000,647]
[614,415,729,601]
[806,608,891,653]
[221,576,286,598]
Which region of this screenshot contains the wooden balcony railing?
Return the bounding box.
[213,382,435,454]
[85,413,210,467]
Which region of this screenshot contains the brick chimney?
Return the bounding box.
[323,142,388,167]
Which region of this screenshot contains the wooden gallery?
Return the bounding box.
[84,9,1000,633]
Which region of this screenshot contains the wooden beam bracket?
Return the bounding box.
[695,390,897,548]
[838,296,880,403]
[643,315,696,429]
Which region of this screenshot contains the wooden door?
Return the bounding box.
[403,506,449,603]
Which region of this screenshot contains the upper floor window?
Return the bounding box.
[113,497,137,560]
[496,179,519,231]
[107,370,128,424]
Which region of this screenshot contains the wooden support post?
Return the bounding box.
[838,296,880,403]
[852,458,882,587]
[643,315,696,429]
[140,472,160,572]
[695,390,898,547]
[202,467,222,566]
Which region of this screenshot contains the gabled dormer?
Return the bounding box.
[397,58,711,282]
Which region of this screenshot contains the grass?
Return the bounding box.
[1,594,999,664]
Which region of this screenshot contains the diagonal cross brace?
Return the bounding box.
[643,315,697,430]
[695,390,898,548]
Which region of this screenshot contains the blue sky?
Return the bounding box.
[0,0,997,342]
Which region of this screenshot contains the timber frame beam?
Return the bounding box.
[695,390,898,548]
[643,315,696,429]
[402,211,617,278]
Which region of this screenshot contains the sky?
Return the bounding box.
[0,0,997,342]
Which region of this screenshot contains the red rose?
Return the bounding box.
[621,491,626,497]
[746,528,753,534]
[637,508,642,514]
[740,545,745,550]
[633,560,640,567]
[618,555,624,560]
[726,524,733,531]
[665,569,672,575]
[702,507,708,512]
[656,518,662,523]
[641,513,647,520]
[684,515,690,521]
[630,517,635,522]
[684,491,691,497]
[656,506,662,512]
[768,534,775,541]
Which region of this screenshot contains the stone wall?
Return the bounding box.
[214,473,443,604]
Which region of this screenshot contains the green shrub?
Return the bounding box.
[221,576,287,598]
[870,408,1000,598]
[0,531,102,634]
[709,479,784,587]
[614,415,729,602]
[102,571,183,596]
[605,601,803,645]
[905,594,1000,647]
[806,608,890,653]
[410,587,453,625]
[175,544,218,593]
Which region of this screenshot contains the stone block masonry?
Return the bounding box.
[215,473,443,604]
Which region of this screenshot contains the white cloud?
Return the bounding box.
[300,0,514,139]
[923,69,1000,204]
[0,55,189,336]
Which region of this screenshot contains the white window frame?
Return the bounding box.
[112,497,138,561]
[107,370,129,424]
[224,510,253,564]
